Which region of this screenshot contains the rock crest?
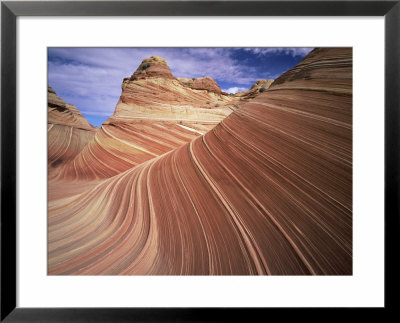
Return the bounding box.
[48,87,96,169]
[130,55,174,80]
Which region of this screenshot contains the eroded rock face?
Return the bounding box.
[48,86,96,169]
[269,48,352,94]
[116,77,234,123]
[178,76,222,94]
[129,55,174,80]
[49,48,353,275]
[235,79,274,99]
[54,56,241,181]
[48,86,95,130]
[251,79,273,89]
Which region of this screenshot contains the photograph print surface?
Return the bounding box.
[48,47,352,275]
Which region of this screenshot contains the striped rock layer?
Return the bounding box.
[48,48,352,275]
[53,56,240,181]
[48,86,96,169]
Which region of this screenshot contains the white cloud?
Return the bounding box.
[243,47,314,57]
[222,87,248,94]
[80,110,114,116]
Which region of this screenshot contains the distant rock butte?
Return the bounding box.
[235,79,274,99]
[48,86,95,131]
[177,76,222,94]
[48,86,96,169]
[52,56,248,181]
[114,56,235,124]
[114,76,234,125]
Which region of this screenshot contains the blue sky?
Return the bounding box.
[48,47,313,127]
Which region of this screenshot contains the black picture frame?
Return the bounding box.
[1,0,399,321]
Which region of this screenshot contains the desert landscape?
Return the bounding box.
[48,47,352,275]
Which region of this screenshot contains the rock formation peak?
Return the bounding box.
[48,86,96,169]
[130,55,174,80]
[146,55,168,64]
[48,86,95,131]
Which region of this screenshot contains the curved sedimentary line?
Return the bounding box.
[86,142,121,178]
[56,120,203,181]
[117,124,178,149]
[112,116,227,123]
[93,134,137,166]
[188,140,267,275]
[266,86,352,95]
[201,133,317,275]
[76,163,154,274]
[145,157,160,272]
[216,125,351,260]
[49,162,151,274]
[238,107,352,168]
[80,143,99,179]
[173,151,213,274]
[102,126,159,157]
[209,123,350,273]
[219,116,352,215]
[70,175,136,274]
[49,178,123,248]
[119,160,160,274]
[48,126,73,161]
[150,123,199,144]
[176,123,205,135]
[252,100,351,130]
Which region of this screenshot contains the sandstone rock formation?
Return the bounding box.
[53,57,240,181]
[269,48,352,95]
[48,48,352,275]
[177,76,222,94]
[235,79,274,99]
[129,55,175,80]
[48,86,96,169]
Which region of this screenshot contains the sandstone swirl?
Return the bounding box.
[48,48,352,275]
[54,56,240,181]
[48,86,96,170]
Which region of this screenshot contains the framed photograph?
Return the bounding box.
[1,0,399,321]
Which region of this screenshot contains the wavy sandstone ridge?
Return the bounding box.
[48,48,352,275]
[48,86,96,168]
[54,56,239,181]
